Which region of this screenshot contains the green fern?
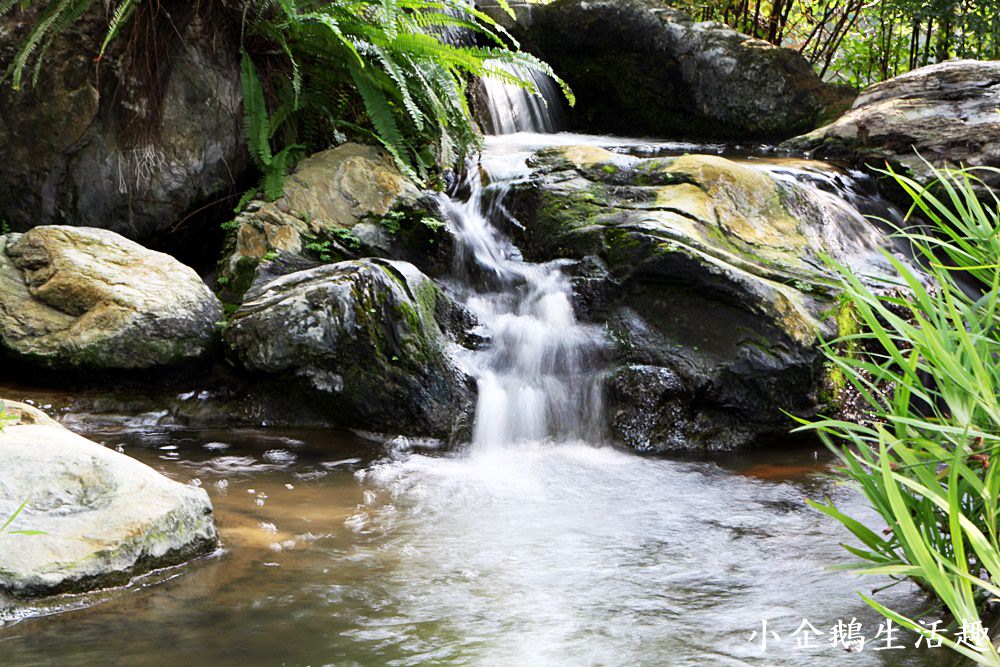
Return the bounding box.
[2,0,573,194]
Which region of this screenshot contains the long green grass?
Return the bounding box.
[800,164,1000,664]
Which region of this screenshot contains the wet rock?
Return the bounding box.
[786,60,1000,190]
[0,401,218,598]
[515,145,902,451]
[525,0,854,139]
[0,226,222,370]
[0,5,246,241]
[224,259,475,441]
[218,143,453,302]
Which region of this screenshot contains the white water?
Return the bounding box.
[480,62,566,134]
[348,96,925,664]
[438,146,607,448]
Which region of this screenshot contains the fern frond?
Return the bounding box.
[240,49,274,168]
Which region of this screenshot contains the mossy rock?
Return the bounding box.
[223,258,475,441]
[216,143,453,305]
[514,144,905,452]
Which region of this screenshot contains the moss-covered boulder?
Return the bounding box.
[785,60,1000,191]
[0,226,222,370]
[0,401,218,599]
[223,259,476,441]
[218,143,453,302]
[513,146,900,451]
[525,0,854,139]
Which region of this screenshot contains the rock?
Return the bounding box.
[785,60,1000,190]
[476,0,538,31]
[525,0,853,139]
[217,143,453,302]
[0,5,246,241]
[513,145,901,451]
[224,258,475,441]
[0,400,218,598]
[0,226,222,370]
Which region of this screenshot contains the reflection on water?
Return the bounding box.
[0,425,961,667]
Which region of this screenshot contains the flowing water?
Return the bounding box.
[0,419,954,666]
[437,141,606,447]
[479,63,566,135]
[0,92,958,664]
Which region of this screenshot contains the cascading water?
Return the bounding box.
[479,62,566,134]
[436,155,606,448]
[3,77,946,667]
[344,79,927,666]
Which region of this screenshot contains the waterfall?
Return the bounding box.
[479,62,566,135]
[439,156,606,448]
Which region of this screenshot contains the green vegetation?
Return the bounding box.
[801,165,1000,663]
[2,499,45,536]
[673,0,1000,87]
[304,226,360,261]
[0,400,17,431]
[1,0,571,195]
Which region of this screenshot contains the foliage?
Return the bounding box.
[0,400,18,431]
[1,0,571,194]
[800,165,1000,664]
[672,0,1000,87]
[2,499,45,536]
[304,227,360,260]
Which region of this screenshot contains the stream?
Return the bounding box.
[0,416,955,666]
[0,71,964,664]
[0,130,961,666]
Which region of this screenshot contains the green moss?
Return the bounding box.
[818,298,861,409]
[532,188,606,254]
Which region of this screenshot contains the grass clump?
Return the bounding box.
[801,164,1000,664]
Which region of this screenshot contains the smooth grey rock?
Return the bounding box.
[525,0,854,139]
[0,226,222,369]
[786,60,1000,190]
[0,401,218,599]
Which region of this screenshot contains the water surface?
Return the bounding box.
[0,423,958,666]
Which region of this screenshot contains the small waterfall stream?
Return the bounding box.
[0,76,941,667]
[479,62,566,134]
[438,160,606,448]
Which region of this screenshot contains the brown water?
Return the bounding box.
[0,418,965,667]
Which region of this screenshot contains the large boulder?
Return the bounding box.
[217,143,453,302]
[0,5,246,241]
[511,145,900,451]
[0,401,218,598]
[0,226,222,370]
[525,0,854,139]
[224,259,476,441]
[786,60,1000,190]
